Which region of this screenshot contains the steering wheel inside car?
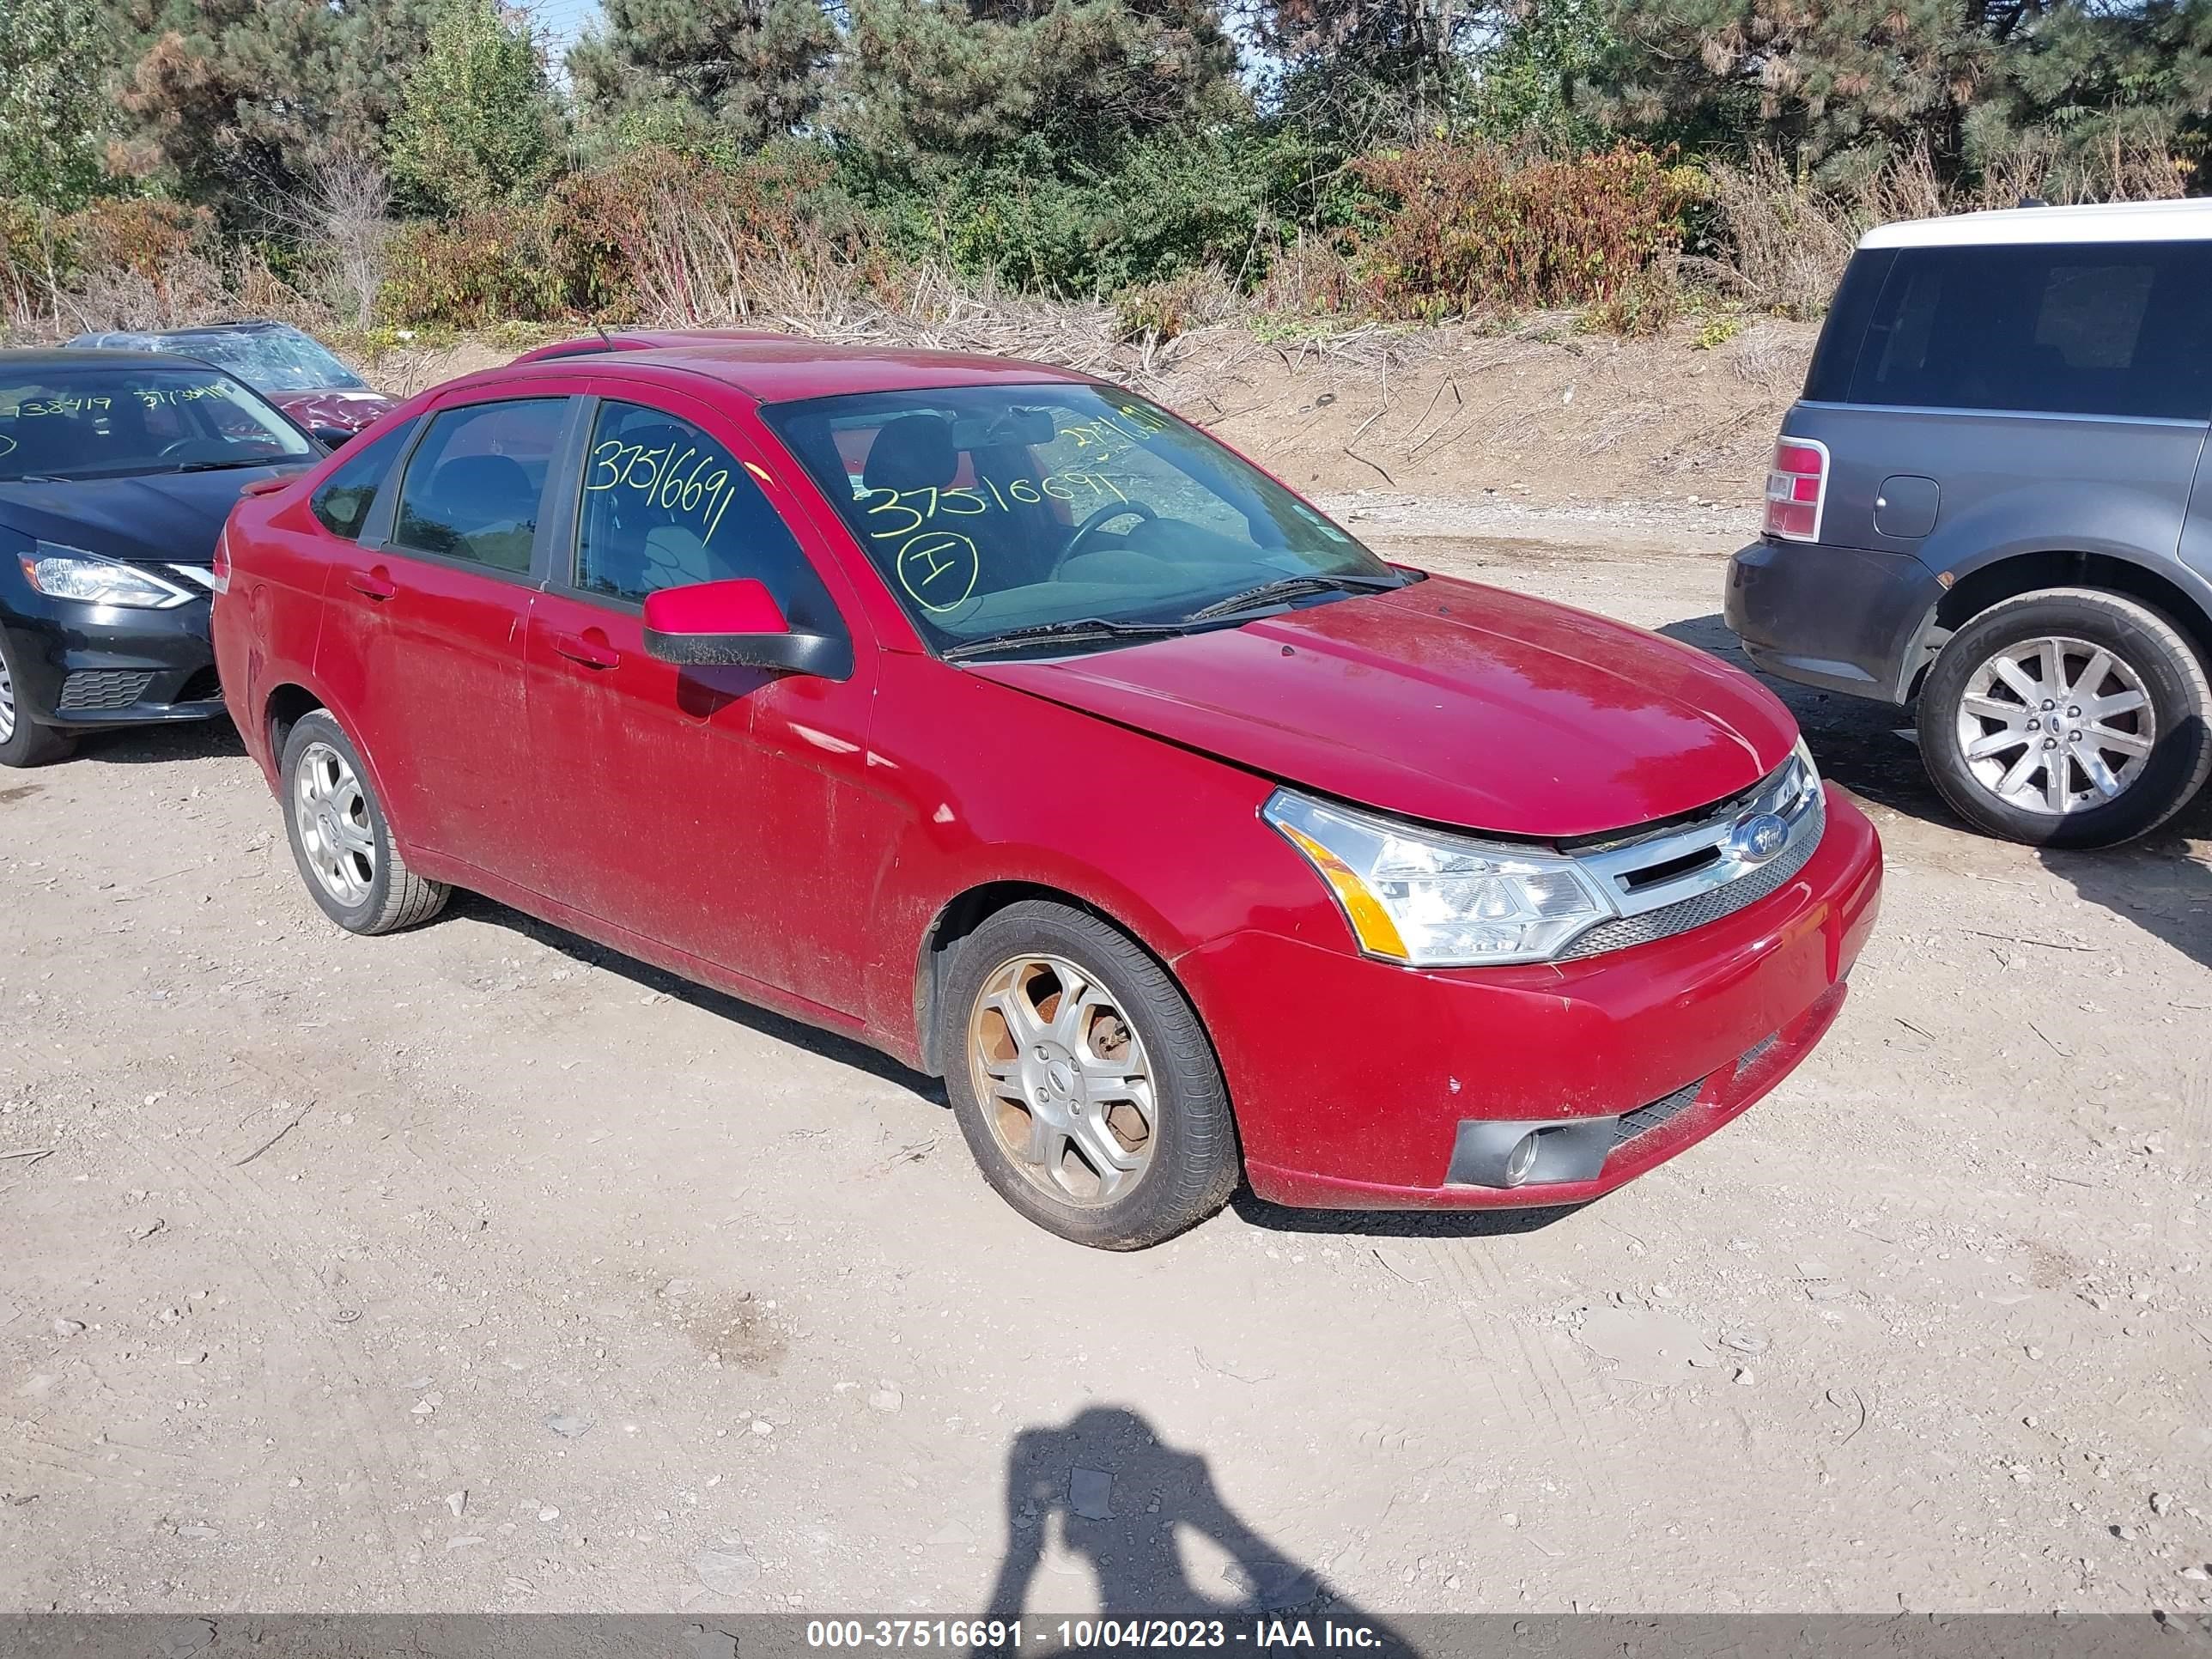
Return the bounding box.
[1053,501,1158,574]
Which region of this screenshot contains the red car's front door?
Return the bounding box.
[313,391,578,878]
[521,383,890,1021]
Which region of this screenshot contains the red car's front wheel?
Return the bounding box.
[939,901,1238,1249]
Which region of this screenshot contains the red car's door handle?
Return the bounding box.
[345,567,397,601]
[552,630,621,671]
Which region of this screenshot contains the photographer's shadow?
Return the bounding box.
[979,1406,1406,1642]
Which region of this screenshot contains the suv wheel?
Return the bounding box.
[1917,587,2212,848]
[936,900,1240,1249]
[279,709,450,933]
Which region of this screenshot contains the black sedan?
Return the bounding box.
[0,349,318,766]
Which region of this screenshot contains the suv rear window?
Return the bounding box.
[1817,242,2212,421]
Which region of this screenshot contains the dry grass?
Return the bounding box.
[1703,140,2190,318]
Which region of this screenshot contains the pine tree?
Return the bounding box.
[837,0,1241,168]
[1600,0,2211,184]
[107,0,442,223]
[1972,0,2211,191]
[567,0,838,149]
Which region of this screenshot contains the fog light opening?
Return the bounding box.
[1504,1131,1541,1188]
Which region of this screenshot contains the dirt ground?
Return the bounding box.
[3,331,2210,1618]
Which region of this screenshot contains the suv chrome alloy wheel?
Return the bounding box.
[1955,635,2154,816]
[0,652,15,744]
[967,954,1157,1207]
[294,739,377,905]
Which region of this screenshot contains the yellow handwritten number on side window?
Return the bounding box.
[586,437,739,541]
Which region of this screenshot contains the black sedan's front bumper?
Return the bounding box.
[1,582,224,731]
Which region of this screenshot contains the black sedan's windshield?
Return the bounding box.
[762,385,1403,655]
[0,365,314,483]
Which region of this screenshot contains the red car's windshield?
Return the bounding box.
[762,384,1400,654]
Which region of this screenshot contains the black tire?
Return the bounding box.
[0,632,75,768]
[279,708,449,933]
[1917,586,2212,848]
[936,900,1239,1250]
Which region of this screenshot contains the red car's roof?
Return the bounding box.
[492,334,1095,404]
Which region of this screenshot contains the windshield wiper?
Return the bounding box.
[168,457,291,473]
[943,617,1189,662]
[1180,572,1406,624]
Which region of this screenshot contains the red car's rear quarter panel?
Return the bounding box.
[214,491,334,788]
[1181,784,1881,1204]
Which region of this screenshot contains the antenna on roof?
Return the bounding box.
[593,324,613,348]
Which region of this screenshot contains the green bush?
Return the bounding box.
[379,208,565,326]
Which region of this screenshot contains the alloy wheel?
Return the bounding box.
[1954,635,2154,816]
[0,651,15,744]
[293,740,377,906]
[966,954,1157,1206]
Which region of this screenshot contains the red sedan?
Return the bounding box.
[210,337,1882,1249]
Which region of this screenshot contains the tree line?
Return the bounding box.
[0,0,2204,327]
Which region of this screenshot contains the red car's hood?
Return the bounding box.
[967,574,1798,839]
[269,388,397,432]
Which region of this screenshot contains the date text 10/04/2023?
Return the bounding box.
[804,1620,1392,1650]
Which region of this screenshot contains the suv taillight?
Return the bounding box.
[1764,438,1828,543]
[210,531,232,595]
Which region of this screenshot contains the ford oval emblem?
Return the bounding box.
[1728,812,1790,865]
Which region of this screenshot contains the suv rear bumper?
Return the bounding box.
[1726,538,1944,705]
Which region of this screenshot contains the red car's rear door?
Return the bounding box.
[521,381,887,1018]
[313,389,583,877]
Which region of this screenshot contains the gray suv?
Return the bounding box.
[1726,200,2212,847]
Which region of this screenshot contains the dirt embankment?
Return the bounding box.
[368,318,1819,547]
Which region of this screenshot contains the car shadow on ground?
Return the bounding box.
[976,1404,1410,1636]
[2039,842,2212,970]
[1664,611,2212,968]
[450,891,949,1104]
[51,715,248,765]
[1229,1189,1575,1239]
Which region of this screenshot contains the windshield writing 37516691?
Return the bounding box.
[865,405,1170,612]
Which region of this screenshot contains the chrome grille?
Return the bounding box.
[1561,794,1825,959]
[57,670,154,712]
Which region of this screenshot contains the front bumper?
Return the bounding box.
[1725,538,1944,705]
[1176,783,1882,1210]
[1,593,223,730]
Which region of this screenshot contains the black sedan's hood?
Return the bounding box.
[0,464,306,566]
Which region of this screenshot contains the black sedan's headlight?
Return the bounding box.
[20,544,195,610]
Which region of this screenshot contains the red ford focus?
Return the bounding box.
[211,338,1882,1249]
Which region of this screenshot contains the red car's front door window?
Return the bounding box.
[524,392,890,1015]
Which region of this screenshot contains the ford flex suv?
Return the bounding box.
[1726,198,2212,848]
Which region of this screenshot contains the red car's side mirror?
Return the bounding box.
[641,578,851,679]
